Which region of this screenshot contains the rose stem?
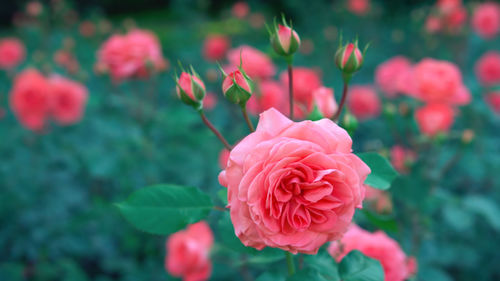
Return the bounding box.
[285,252,296,276]
[287,63,294,120]
[199,111,233,150]
[241,106,255,132]
[333,81,349,122]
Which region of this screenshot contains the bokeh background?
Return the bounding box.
[1,0,499,280]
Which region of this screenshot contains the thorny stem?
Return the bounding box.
[199,111,233,150]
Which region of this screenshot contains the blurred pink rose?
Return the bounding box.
[312,87,337,118]
[79,21,96,38]
[475,51,500,86]
[412,59,470,105]
[9,69,51,131]
[203,92,217,110]
[165,222,213,281]
[390,145,415,174]
[486,91,500,114]
[232,1,249,19]
[425,16,442,33]
[0,38,26,70]
[98,29,166,80]
[365,185,392,213]
[49,76,88,125]
[444,5,467,31]
[348,0,370,15]
[472,2,500,39]
[218,108,370,254]
[415,103,454,137]
[329,225,416,281]
[203,35,230,61]
[227,45,276,79]
[437,0,462,13]
[347,86,381,120]
[375,56,412,98]
[280,67,322,113]
[247,80,286,115]
[219,149,230,169]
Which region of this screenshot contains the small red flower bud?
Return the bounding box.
[335,41,365,80]
[176,71,206,109]
[271,23,301,57]
[222,69,252,106]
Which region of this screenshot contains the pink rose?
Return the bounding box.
[425,16,442,33]
[218,108,370,254]
[375,56,412,98]
[203,35,230,61]
[0,38,26,70]
[280,67,322,114]
[486,91,500,114]
[329,225,415,281]
[227,45,276,80]
[97,29,165,80]
[165,221,213,281]
[247,80,286,115]
[444,6,467,32]
[9,69,51,131]
[412,59,470,105]
[415,103,455,137]
[219,149,230,169]
[472,3,500,39]
[203,92,217,110]
[177,72,206,101]
[312,87,338,119]
[348,0,370,15]
[232,1,249,19]
[437,0,462,13]
[475,51,500,86]
[48,75,88,125]
[347,85,381,120]
[390,145,415,174]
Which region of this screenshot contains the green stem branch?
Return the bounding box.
[285,252,296,276]
[199,111,233,150]
[333,81,349,122]
[241,106,255,132]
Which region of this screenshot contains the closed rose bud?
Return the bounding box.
[335,41,365,81]
[176,71,206,110]
[222,69,252,106]
[271,22,301,57]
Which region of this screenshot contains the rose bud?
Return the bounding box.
[335,40,366,80]
[222,68,253,106]
[176,69,206,110]
[270,17,301,58]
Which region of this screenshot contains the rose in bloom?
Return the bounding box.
[347,86,381,120]
[203,35,230,61]
[375,56,412,98]
[247,80,286,115]
[97,29,166,80]
[348,0,370,15]
[365,186,392,214]
[312,87,338,119]
[48,76,88,125]
[227,45,276,80]
[475,51,500,86]
[472,2,500,39]
[9,69,51,131]
[443,5,467,32]
[390,145,416,174]
[415,103,454,137]
[219,149,230,169]
[218,108,370,254]
[329,225,416,281]
[437,0,462,13]
[0,38,26,70]
[280,67,322,114]
[165,221,213,281]
[412,59,470,105]
[486,91,500,114]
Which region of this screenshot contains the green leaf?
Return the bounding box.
[115,184,213,235]
[361,209,399,233]
[358,152,398,190]
[286,268,330,281]
[338,250,384,281]
[464,195,500,231]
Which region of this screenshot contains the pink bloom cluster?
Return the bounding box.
[9,69,88,131]
[472,2,500,39]
[0,38,25,70]
[425,0,467,34]
[329,225,417,281]
[97,29,166,81]
[218,108,370,254]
